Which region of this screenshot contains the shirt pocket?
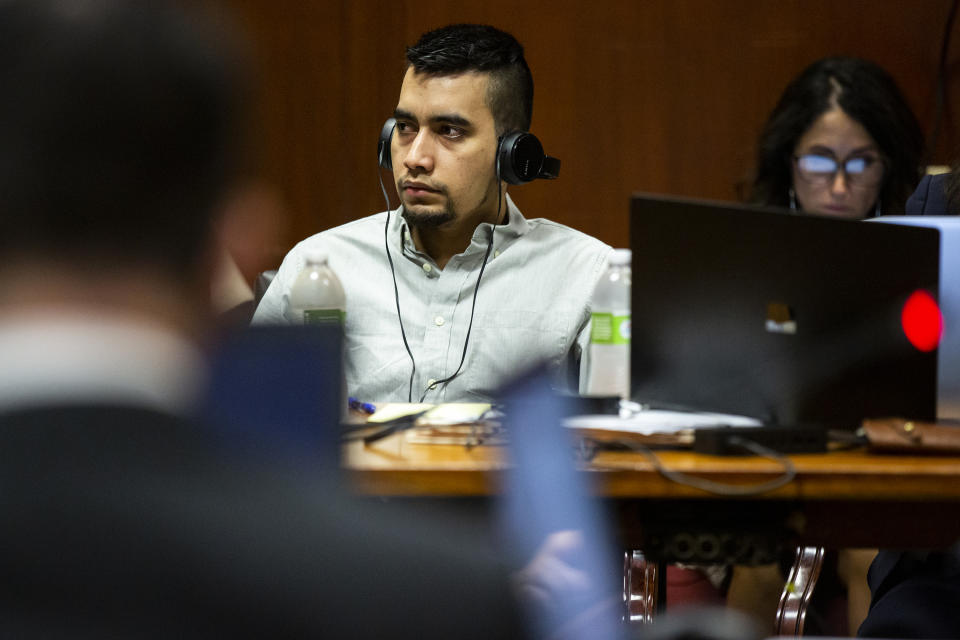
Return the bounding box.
[465,307,576,396]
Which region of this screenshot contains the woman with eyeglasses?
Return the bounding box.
[730,57,926,637]
[750,56,924,219]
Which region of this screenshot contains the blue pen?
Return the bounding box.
[348,396,376,414]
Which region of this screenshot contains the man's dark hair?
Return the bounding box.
[405,24,533,135]
[749,57,924,214]
[0,0,245,281]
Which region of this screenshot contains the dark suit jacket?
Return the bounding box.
[0,404,524,638]
[905,173,955,214]
[858,548,960,638]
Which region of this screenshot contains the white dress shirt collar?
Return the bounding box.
[395,193,531,260]
[0,311,205,416]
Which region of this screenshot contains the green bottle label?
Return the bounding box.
[303,309,345,325]
[590,312,630,345]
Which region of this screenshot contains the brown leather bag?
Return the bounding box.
[862,418,960,454]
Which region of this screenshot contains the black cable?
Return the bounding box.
[416,181,504,403]
[379,170,417,402]
[926,0,960,168]
[418,227,494,401]
[380,168,505,403]
[607,436,797,496]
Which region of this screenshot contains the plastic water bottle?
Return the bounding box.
[287,249,346,325]
[584,249,631,398]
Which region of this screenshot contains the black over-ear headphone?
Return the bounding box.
[377,117,561,185]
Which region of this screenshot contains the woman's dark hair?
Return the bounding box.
[749,57,924,214]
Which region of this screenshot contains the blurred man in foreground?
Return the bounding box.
[0,2,520,636]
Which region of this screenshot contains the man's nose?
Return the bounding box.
[402,130,434,174]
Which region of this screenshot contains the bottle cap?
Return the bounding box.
[302,247,328,266]
[609,248,631,266]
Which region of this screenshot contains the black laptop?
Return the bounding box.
[629,194,940,429]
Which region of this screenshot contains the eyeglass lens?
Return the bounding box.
[796,153,881,184]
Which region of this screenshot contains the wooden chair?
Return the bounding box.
[623,550,662,623]
[774,546,826,637]
[625,546,826,637]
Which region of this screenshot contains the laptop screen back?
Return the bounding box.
[629,194,939,428]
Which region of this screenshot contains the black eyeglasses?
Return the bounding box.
[793,153,885,188]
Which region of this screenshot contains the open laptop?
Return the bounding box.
[629,194,939,430]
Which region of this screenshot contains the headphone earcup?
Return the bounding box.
[378,118,397,170]
[497,131,546,185]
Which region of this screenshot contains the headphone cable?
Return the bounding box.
[417,183,502,402]
[379,167,504,403]
[379,170,418,402]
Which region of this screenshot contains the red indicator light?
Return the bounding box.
[901,290,942,352]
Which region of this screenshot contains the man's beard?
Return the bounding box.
[398,181,457,228]
[401,204,456,229]
[396,175,496,228]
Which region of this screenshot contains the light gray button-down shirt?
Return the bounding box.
[252,195,612,403]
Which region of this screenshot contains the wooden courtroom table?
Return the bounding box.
[345,435,960,556]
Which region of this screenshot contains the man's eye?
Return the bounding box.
[396,121,415,133]
[438,124,463,138]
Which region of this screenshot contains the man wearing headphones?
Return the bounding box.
[254,24,611,403]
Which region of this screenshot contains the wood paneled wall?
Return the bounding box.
[211,1,960,273]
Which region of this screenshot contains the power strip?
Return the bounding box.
[693,425,827,455]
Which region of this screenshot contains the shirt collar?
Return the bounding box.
[393,193,531,262]
[0,311,206,416]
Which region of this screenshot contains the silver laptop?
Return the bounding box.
[872,216,959,419]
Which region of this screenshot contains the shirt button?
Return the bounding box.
[427,378,437,389]
[434,315,445,326]
[494,250,501,258]
[422,263,432,273]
